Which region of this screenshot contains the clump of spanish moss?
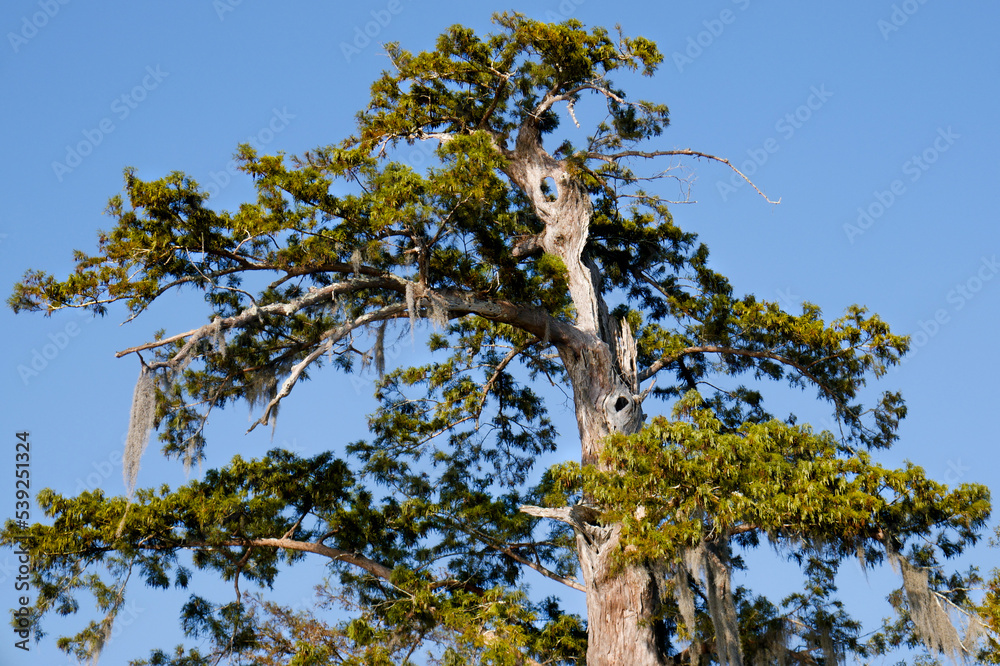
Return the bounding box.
[818,621,840,665]
[751,624,789,666]
[428,290,449,330]
[208,316,226,358]
[887,548,968,662]
[350,246,362,274]
[123,367,156,500]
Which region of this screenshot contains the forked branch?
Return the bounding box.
[248,303,408,430]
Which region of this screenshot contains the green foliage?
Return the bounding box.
[558,391,988,566]
[546,391,992,661]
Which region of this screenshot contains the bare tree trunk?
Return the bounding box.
[504,119,671,664]
[578,527,669,665]
[560,338,670,665]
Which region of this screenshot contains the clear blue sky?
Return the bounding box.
[2,1,999,663]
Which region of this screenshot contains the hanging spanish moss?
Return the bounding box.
[89,612,115,666]
[328,295,341,364]
[182,436,198,476]
[244,363,289,441]
[208,316,226,358]
[672,564,701,662]
[962,610,986,655]
[245,370,279,414]
[405,281,417,335]
[428,290,449,330]
[684,539,743,666]
[818,622,840,665]
[373,320,386,377]
[751,623,789,666]
[350,247,362,274]
[122,367,156,501]
[887,548,967,662]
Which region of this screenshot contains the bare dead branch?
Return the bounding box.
[442,510,585,593]
[533,81,628,118]
[206,537,394,581]
[116,276,404,360]
[586,148,780,204]
[491,541,585,593]
[249,303,408,430]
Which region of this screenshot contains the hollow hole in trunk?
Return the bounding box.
[614,396,629,412]
[541,176,558,201]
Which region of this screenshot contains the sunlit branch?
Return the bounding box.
[586,148,780,204]
[249,303,408,430]
[115,276,404,360]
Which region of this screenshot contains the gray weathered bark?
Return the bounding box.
[504,118,669,665]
